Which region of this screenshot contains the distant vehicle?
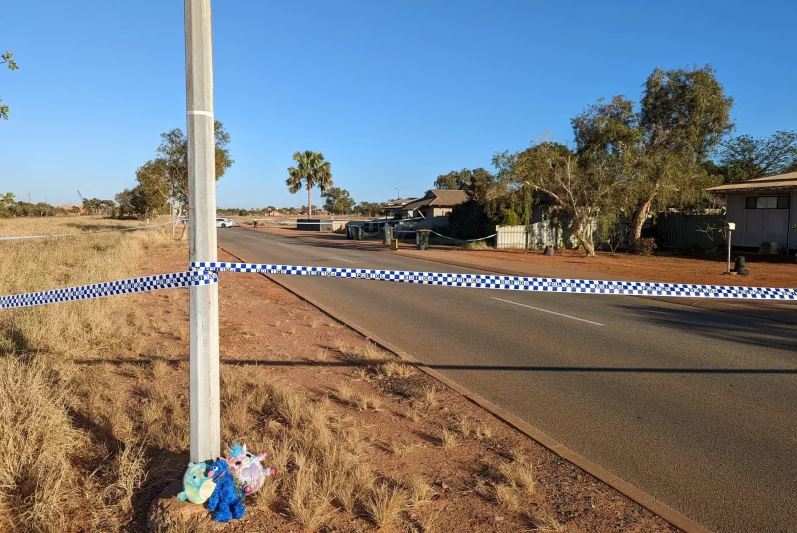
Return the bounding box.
[216,217,235,228]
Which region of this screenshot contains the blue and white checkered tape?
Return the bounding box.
[193,261,797,301]
[2,260,794,310]
[0,270,217,309]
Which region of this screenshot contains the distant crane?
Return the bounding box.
[76,190,87,215]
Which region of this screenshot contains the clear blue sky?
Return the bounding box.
[1,1,795,208]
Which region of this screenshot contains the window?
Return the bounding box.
[745,196,790,209]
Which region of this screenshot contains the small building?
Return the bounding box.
[384,197,418,219]
[296,218,347,232]
[706,171,797,253]
[400,189,468,220]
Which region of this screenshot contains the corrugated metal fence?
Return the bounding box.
[654,213,726,251]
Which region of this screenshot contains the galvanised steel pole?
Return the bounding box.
[185,0,220,462]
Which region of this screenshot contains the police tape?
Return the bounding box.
[195,261,797,301]
[2,260,795,309]
[0,270,217,309]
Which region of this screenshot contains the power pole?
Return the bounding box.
[185,0,220,462]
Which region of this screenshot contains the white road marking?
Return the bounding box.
[330,256,357,264]
[491,296,604,326]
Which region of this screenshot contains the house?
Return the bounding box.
[399,189,468,220]
[384,197,418,219]
[706,171,797,253]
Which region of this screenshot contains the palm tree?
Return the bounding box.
[286,150,332,217]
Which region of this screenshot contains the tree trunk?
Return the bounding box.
[307,186,312,217]
[573,215,595,257]
[630,197,653,241]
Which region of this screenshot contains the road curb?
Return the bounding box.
[219,244,710,533]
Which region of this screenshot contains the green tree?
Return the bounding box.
[156,120,233,207]
[570,95,640,237]
[1,51,19,120]
[513,142,628,256]
[434,168,498,202]
[356,201,384,217]
[286,150,333,217]
[1,192,15,208]
[114,189,136,218]
[132,159,170,217]
[719,130,797,182]
[627,66,733,240]
[322,186,355,214]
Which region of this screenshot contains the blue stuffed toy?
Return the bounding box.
[205,458,246,522]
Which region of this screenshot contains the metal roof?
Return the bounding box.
[706,171,797,193]
[402,189,468,210]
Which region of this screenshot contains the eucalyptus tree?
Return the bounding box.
[157,120,233,207]
[1,51,18,120]
[286,151,333,217]
[513,141,629,256]
[571,67,733,242]
[629,66,733,239]
[719,130,797,183]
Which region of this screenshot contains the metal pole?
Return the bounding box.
[185,0,220,462]
[726,229,732,274]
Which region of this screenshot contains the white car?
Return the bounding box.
[216,217,235,228]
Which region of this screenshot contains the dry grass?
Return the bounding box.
[417,506,444,533]
[403,406,423,422]
[415,385,441,409]
[222,370,379,529]
[0,356,85,531]
[333,384,383,412]
[364,481,408,529]
[494,483,522,511]
[0,217,177,532]
[475,421,494,440]
[486,454,536,515]
[439,429,458,449]
[499,456,535,494]
[379,360,416,378]
[455,415,473,438]
[406,475,434,506]
[527,510,569,532]
[387,438,413,457]
[336,340,384,363]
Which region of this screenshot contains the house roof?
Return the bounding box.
[402,189,468,210]
[706,171,797,193]
[384,197,418,209]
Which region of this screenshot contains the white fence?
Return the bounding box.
[496,221,575,249]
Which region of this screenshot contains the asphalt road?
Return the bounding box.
[219,228,797,533]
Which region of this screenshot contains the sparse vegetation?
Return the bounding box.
[379,360,416,378]
[416,385,441,409]
[439,429,458,449]
[364,481,408,529]
[0,218,176,531]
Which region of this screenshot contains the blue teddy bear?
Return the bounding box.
[205,458,246,522]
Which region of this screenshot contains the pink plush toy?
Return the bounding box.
[225,442,277,496]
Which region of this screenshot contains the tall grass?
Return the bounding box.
[0,218,177,531]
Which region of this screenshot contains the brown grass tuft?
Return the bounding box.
[439,429,458,449]
[379,360,416,378]
[0,357,85,531]
[365,481,408,529]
